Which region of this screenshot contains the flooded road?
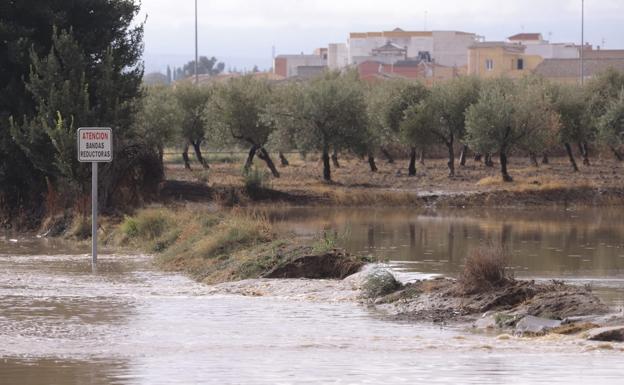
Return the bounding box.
[2,208,624,384]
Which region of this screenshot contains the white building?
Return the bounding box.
[347,28,478,67]
[273,54,327,78]
[507,33,579,59]
[328,43,348,70]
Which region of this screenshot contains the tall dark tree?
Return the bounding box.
[1,0,155,223]
[175,56,225,80]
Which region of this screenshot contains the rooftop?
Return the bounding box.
[534,58,624,78]
[349,29,475,39]
[508,33,543,41]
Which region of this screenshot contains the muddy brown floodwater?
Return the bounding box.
[1,207,624,385]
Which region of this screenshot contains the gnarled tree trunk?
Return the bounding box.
[278,151,289,166]
[407,147,416,176]
[257,147,280,177]
[580,142,590,166]
[191,140,209,169]
[529,152,539,167]
[485,153,494,167]
[542,153,549,164]
[446,139,455,177]
[499,152,513,182]
[182,142,191,170]
[322,145,331,181]
[408,147,417,176]
[419,150,425,165]
[331,149,340,168]
[564,143,579,172]
[459,145,468,166]
[244,144,259,171]
[381,148,394,164]
[368,153,378,172]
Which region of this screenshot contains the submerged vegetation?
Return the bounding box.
[110,206,369,284]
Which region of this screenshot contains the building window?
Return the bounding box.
[517,58,524,70]
[485,59,494,71]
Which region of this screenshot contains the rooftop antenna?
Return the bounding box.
[548,31,553,42]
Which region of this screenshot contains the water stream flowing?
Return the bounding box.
[1,207,623,384]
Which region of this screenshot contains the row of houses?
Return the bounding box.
[273,28,624,84]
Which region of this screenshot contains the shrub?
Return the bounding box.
[121,216,139,238]
[312,228,350,253]
[121,209,170,240]
[362,268,402,299]
[458,245,512,294]
[191,213,272,258]
[69,216,91,240]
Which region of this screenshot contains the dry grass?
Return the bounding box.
[457,245,513,294]
[477,175,597,192]
[164,153,624,208]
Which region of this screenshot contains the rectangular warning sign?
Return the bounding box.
[77,127,113,163]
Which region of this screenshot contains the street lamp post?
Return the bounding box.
[195,0,198,85]
[580,0,584,85]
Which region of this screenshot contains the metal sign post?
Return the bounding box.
[77,127,113,270]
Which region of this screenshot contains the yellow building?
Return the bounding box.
[467,42,543,78]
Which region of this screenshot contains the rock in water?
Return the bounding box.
[515,315,562,335]
[587,326,624,342]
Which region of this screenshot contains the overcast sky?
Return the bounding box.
[138,0,624,73]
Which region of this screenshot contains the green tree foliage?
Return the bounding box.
[598,90,624,152]
[289,71,368,181]
[585,69,624,160]
[465,78,558,182]
[367,80,429,173]
[547,83,591,170]
[405,76,480,177]
[1,0,155,222]
[399,95,436,176]
[136,85,182,162]
[212,76,280,177]
[174,56,225,80]
[173,83,213,169]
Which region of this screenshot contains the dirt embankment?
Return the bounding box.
[373,278,609,323]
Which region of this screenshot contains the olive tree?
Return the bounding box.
[366,80,429,173]
[136,85,182,164]
[399,98,436,176]
[465,78,557,182]
[547,83,592,171]
[406,76,480,177]
[212,75,280,177]
[598,89,624,155]
[586,69,624,160]
[174,83,212,169]
[290,71,368,182]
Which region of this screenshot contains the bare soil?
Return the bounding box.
[162,154,624,207]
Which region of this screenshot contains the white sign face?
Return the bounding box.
[77,127,113,163]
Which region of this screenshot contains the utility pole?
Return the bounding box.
[580,0,584,85]
[195,0,199,85]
